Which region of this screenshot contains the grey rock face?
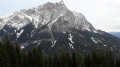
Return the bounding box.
[0,1,97,33]
[0,1,120,56]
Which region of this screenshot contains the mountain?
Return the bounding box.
[109,32,120,38]
[0,1,120,56]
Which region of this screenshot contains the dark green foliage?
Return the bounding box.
[64,51,71,67]
[84,54,91,67]
[0,40,120,67]
[116,58,120,67]
[0,41,10,67]
[71,50,77,67]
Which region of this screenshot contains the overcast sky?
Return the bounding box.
[0,0,120,32]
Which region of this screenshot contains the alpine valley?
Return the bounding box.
[0,1,120,56]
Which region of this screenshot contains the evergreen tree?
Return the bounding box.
[77,52,84,67]
[97,48,106,67]
[0,42,10,67]
[116,58,120,67]
[64,50,71,67]
[43,55,49,67]
[36,46,43,67]
[48,55,52,67]
[53,53,58,67]
[58,51,65,67]
[27,50,33,67]
[21,50,27,67]
[32,48,38,67]
[84,54,91,67]
[15,44,21,67]
[71,50,77,67]
[5,39,18,67]
[105,51,115,67]
[91,49,97,67]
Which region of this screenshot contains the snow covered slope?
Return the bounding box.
[0,1,98,33]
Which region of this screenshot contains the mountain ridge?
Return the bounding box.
[109,32,120,38]
[0,1,98,33]
[0,1,120,56]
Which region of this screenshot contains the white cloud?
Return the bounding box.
[64,0,120,32]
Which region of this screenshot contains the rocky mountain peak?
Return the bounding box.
[0,1,120,57]
[60,0,64,4]
[0,1,97,33]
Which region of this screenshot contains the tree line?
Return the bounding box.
[0,39,120,67]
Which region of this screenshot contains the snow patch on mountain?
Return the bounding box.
[3,29,6,32]
[21,46,25,49]
[36,42,41,47]
[69,43,74,49]
[0,15,13,30]
[63,32,66,34]
[0,14,12,18]
[68,34,74,43]
[93,30,98,33]
[97,39,102,43]
[31,30,35,37]
[17,29,24,38]
[104,44,107,46]
[21,12,33,21]
[91,37,98,44]
[68,34,74,49]
[110,47,113,51]
[51,40,57,47]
